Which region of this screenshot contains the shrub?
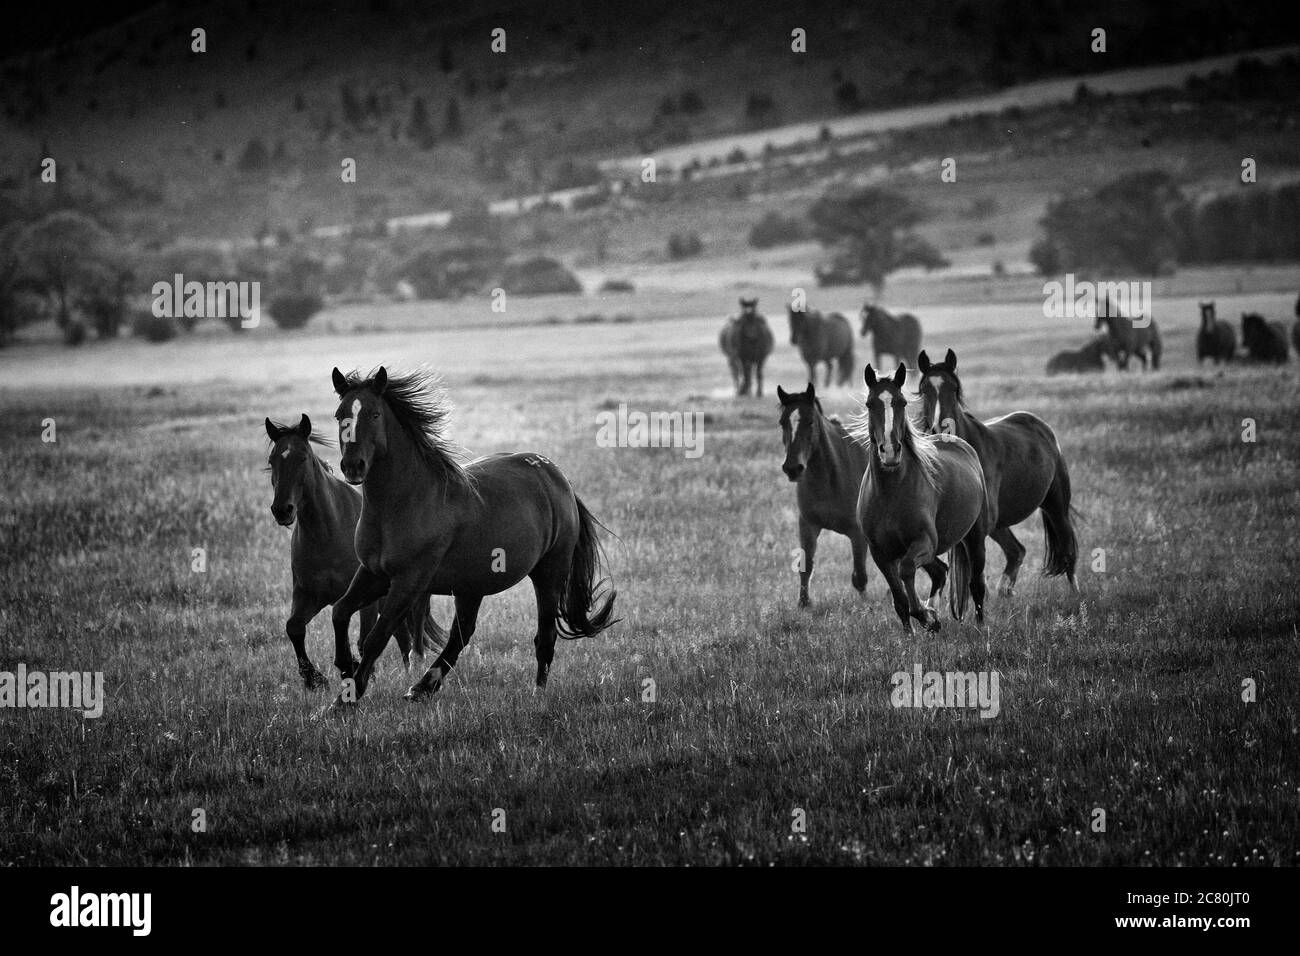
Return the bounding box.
[599,278,635,293]
[667,232,704,260]
[501,257,582,296]
[748,212,811,249]
[134,312,177,342]
[268,292,324,329]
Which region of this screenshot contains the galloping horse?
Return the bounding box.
[265,415,443,689]
[777,382,871,606]
[1241,312,1289,363]
[329,367,618,705]
[852,363,987,633]
[1095,296,1161,370]
[787,306,855,387]
[1046,337,1116,375]
[720,297,775,396]
[1196,302,1236,365]
[859,303,922,370]
[917,349,1078,596]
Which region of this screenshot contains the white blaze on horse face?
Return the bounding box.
[879,393,898,461]
[280,446,291,459]
[341,398,362,445]
[927,376,945,431]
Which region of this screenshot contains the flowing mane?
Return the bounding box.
[848,389,942,491]
[338,367,476,495]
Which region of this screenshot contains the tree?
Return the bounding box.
[444,97,463,138]
[21,211,113,338]
[408,97,436,149]
[808,187,949,295]
[0,223,39,347]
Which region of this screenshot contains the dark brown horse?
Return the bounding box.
[1241,312,1289,363]
[788,306,855,387]
[859,303,922,370]
[328,367,618,706]
[777,382,871,606]
[852,363,987,633]
[1045,337,1116,375]
[720,297,775,396]
[917,349,1078,597]
[265,415,444,689]
[1196,302,1236,365]
[1096,296,1161,370]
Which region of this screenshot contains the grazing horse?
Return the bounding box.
[777,382,872,607]
[917,349,1079,596]
[1095,296,1161,370]
[720,297,775,396]
[265,415,444,689]
[1045,337,1116,375]
[859,303,922,370]
[787,306,855,387]
[852,363,987,633]
[328,367,618,705]
[1241,312,1289,363]
[1196,302,1236,365]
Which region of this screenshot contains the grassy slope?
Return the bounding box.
[1,296,1297,865]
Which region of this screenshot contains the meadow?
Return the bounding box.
[1,284,1298,865]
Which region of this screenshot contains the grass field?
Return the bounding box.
[2,286,1299,865]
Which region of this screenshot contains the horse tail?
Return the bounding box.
[837,337,855,385]
[420,604,448,655]
[948,540,971,621]
[557,495,620,639]
[1040,451,1079,586]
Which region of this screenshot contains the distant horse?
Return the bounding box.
[852,363,987,632]
[265,415,444,689]
[1196,301,1236,365]
[1045,337,1116,375]
[777,382,872,607]
[1292,292,1300,355]
[1096,296,1161,370]
[788,306,855,387]
[917,348,1078,596]
[859,303,922,369]
[328,367,618,705]
[1241,312,1289,363]
[720,297,775,396]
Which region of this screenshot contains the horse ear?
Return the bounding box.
[945,348,957,368]
[332,367,348,396]
[864,365,877,386]
[373,367,388,395]
[776,385,789,403]
[806,381,816,399]
[917,350,931,373]
[892,364,907,387]
[298,414,311,438]
[264,417,281,441]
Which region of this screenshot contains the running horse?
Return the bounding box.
[720,297,775,396]
[1045,336,1116,375]
[852,363,987,633]
[1240,312,1289,363]
[265,415,444,689]
[776,382,872,606]
[1195,301,1236,365]
[1095,296,1161,370]
[328,367,618,705]
[787,306,855,387]
[859,303,922,370]
[916,348,1079,596]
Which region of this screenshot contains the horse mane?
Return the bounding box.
[848,389,941,490]
[339,367,476,495]
[264,420,335,474]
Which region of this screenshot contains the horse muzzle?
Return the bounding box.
[783,462,806,482]
[271,504,295,527]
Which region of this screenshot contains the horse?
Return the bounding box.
[1241,312,1289,363]
[1045,337,1116,375]
[1196,301,1236,365]
[851,363,987,633]
[720,297,775,396]
[776,382,872,607]
[265,415,444,689]
[1095,296,1161,370]
[787,306,855,387]
[916,349,1079,597]
[859,303,922,370]
[328,366,618,705]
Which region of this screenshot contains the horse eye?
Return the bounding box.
[371,412,381,420]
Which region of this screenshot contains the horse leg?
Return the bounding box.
[965,528,987,624]
[287,589,329,689]
[346,571,427,703]
[921,557,947,610]
[407,593,484,702]
[822,361,832,389]
[797,517,820,608]
[990,526,1026,596]
[873,552,915,633]
[900,542,940,632]
[330,566,388,680]
[739,361,751,397]
[755,358,765,398]
[849,528,869,595]
[528,558,568,688]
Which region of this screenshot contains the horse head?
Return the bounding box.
[1199,301,1216,328]
[859,302,879,337]
[916,348,961,436]
[333,365,391,485]
[777,382,822,481]
[265,414,314,526]
[862,363,909,469]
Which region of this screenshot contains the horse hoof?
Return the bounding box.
[798,596,810,609]
[998,585,1015,597]
[404,681,441,703]
[302,670,329,691]
[328,696,357,713]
